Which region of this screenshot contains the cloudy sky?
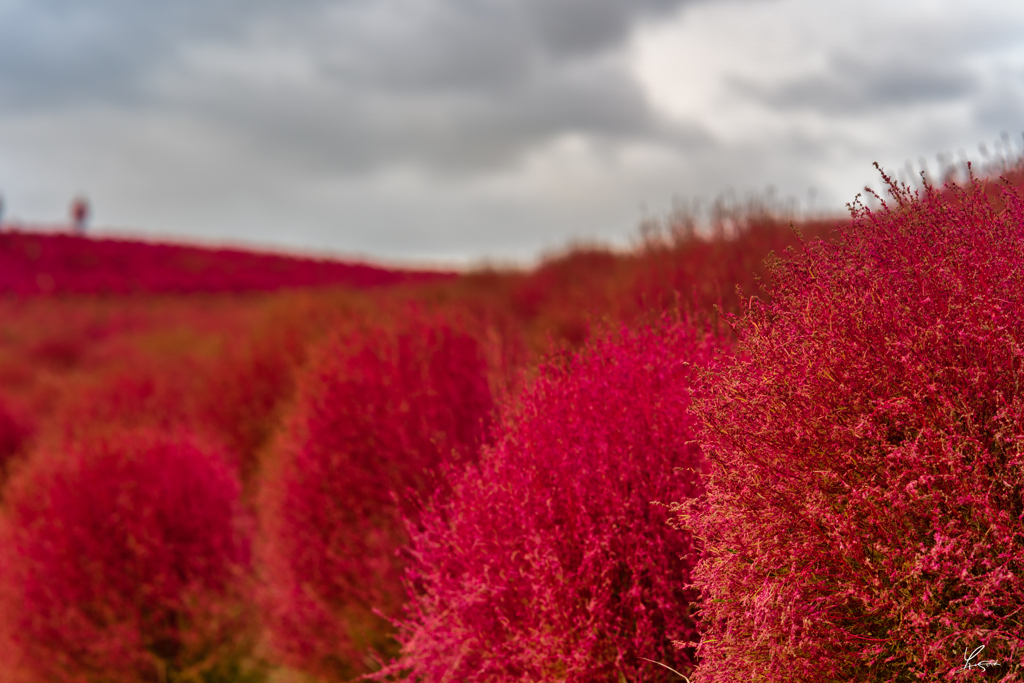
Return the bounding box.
[0,0,1021,265]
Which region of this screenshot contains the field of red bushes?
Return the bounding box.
[0,162,1022,682]
[0,229,453,296]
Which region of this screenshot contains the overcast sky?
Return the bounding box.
[0,0,1021,265]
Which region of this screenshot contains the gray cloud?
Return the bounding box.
[0,0,706,178]
[313,0,688,90]
[0,1,291,107]
[520,0,688,57]
[165,52,703,175]
[0,1,688,105]
[731,53,977,114]
[2,0,1021,263]
[973,67,1024,134]
[144,0,710,175]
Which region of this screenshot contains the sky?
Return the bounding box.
[0,0,1021,266]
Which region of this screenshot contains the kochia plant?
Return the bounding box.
[0,429,255,683]
[0,395,32,479]
[259,312,494,679]
[395,320,717,682]
[683,170,1024,681]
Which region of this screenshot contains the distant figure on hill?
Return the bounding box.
[70,196,89,234]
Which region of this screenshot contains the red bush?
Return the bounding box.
[259,312,494,679]
[683,170,1024,680]
[394,320,717,682]
[0,229,452,296]
[628,214,838,324]
[0,430,255,683]
[0,396,32,477]
[200,317,309,482]
[57,367,202,438]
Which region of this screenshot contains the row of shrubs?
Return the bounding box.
[1,168,1023,681]
[0,230,452,295]
[0,309,498,682]
[392,169,1024,681]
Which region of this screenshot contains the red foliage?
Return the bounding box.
[0,395,32,478]
[259,312,495,679]
[628,215,838,323]
[57,366,203,439]
[0,186,869,680]
[509,248,622,345]
[683,170,1024,681]
[395,320,717,682]
[0,430,254,683]
[0,229,452,296]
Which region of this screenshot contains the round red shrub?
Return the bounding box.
[0,429,254,683]
[683,171,1024,681]
[259,312,494,679]
[395,320,716,682]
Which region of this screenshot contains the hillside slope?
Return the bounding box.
[0,229,453,295]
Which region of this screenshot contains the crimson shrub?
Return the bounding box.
[684,171,1024,680]
[259,312,494,679]
[0,429,255,683]
[0,395,32,478]
[395,320,716,682]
